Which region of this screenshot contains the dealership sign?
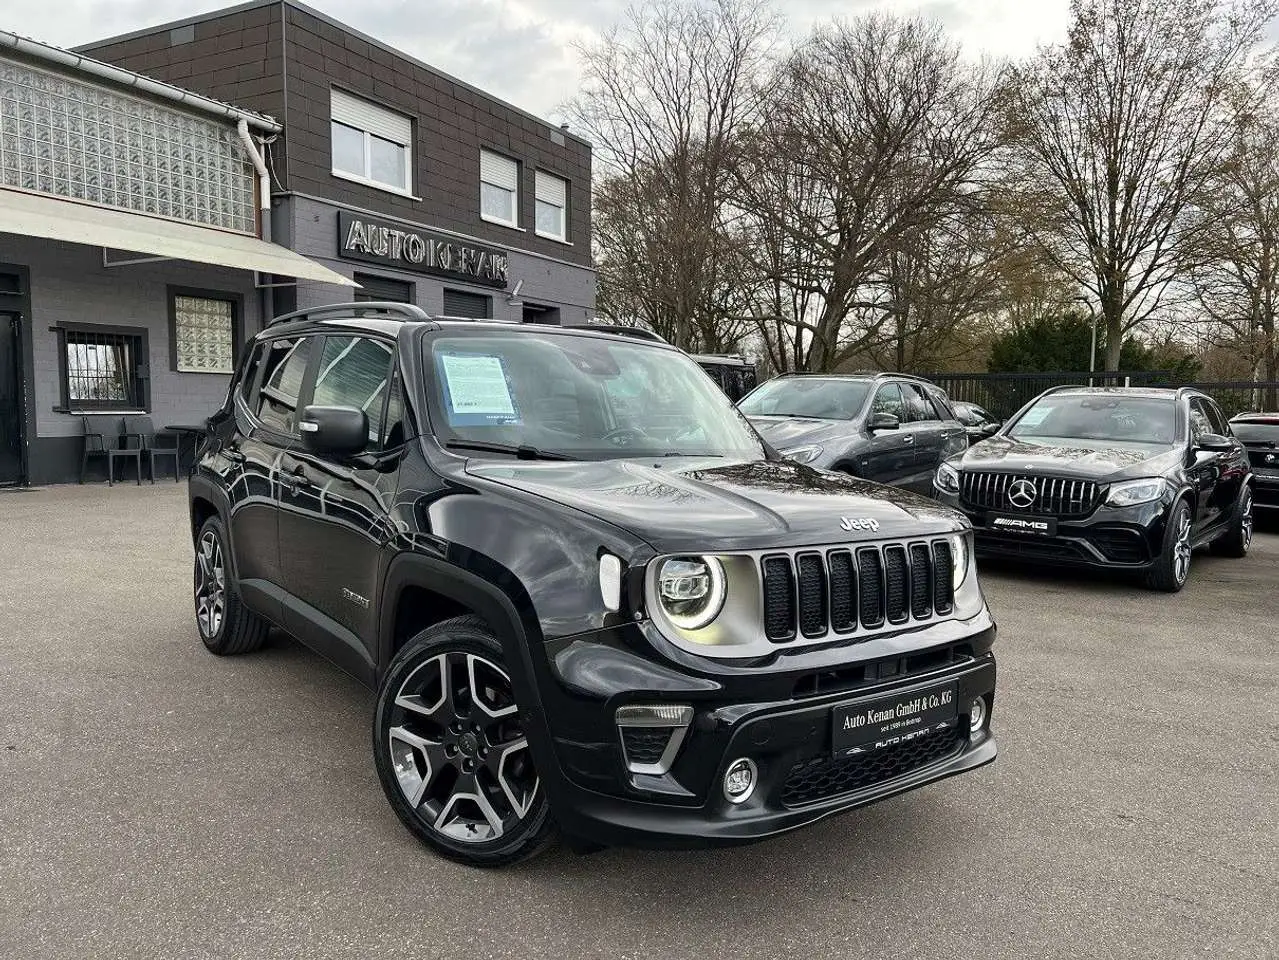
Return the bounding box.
[337,211,508,288]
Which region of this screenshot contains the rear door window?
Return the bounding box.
[900,383,938,423]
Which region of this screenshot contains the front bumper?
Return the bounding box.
[934,487,1168,569]
[532,623,997,849]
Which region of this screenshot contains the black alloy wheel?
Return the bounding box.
[1144,498,1193,592]
[193,516,269,655]
[1213,486,1254,558]
[373,616,553,866]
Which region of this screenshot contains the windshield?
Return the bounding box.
[425,332,766,461]
[1008,394,1178,444]
[738,378,871,419]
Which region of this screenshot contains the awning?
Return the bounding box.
[0,187,355,286]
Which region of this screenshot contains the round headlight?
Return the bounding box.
[656,556,726,630]
[949,533,969,590]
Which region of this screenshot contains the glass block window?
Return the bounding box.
[172,294,236,374]
[0,58,257,233]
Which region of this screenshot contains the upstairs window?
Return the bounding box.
[535,171,568,241]
[330,89,413,195]
[480,150,519,227]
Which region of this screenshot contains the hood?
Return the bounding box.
[957,436,1182,481]
[746,416,857,451]
[464,457,965,553]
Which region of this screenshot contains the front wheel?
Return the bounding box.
[372,616,554,867]
[1212,486,1253,558]
[1143,499,1193,592]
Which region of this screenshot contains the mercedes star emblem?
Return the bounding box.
[1008,478,1038,509]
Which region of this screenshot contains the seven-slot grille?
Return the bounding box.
[960,472,1100,517]
[761,540,954,643]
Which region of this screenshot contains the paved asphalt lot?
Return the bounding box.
[0,484,1275,960]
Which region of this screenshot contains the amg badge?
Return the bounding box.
[840,516,880,533]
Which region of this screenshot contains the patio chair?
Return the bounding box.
[80,416,142,486]
[124,415,180,483]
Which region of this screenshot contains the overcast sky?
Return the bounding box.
[3,0,1072,120]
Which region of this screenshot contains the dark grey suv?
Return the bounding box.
[738,373,968,493]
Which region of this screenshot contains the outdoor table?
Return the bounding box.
[163,423,208,472]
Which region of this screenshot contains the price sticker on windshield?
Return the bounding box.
[439,353,521,425]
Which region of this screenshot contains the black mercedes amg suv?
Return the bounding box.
[189,302,997,866]
[933,386,1254,591]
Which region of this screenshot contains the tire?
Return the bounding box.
[193,515,269,655]
[1212,485,1254,558]
[1143,498,1193,592]
[373,615,554,867]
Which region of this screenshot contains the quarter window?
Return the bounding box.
[535,171,568,241]
[330,89,413,195]
[313,336,395,445]
[480,150,519,227]
[257,337,314,435]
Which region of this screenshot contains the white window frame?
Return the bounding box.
[330,89,415,197]
[480,149,521,229]
[534,170,569,242]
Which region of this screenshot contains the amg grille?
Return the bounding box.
[780,727,965,807]
[761,539,954,644]
[961,472,1099,517]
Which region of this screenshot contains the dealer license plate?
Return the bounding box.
[831,682,958,758]
[988,513,1057,536]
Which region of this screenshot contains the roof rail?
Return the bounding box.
[563,323,668,343]
[266,301,431,329]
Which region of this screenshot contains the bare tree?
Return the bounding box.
[731,15,1005,372]
[1185,78,1279,405]
[567,0,776,351]
[1010,0,1278,370]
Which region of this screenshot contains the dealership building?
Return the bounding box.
[0,0,594,486]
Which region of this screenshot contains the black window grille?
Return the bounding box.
[60,326,146,411]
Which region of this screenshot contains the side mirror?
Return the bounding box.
[869,412,900,432]
[300,405,368,457]
[1196,433,1233,453]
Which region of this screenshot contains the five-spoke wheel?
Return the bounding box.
[374,616,553,865]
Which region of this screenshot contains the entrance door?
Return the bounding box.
[0,312,22,485]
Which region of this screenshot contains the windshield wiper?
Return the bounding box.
[444,440,577,461]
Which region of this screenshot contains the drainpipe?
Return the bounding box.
[237,119,272,245]
[236,119,275,329]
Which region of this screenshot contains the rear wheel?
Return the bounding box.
[1143,499,1193,592]
[193,516,269,655]
[1213,486,1253,558]
[373,616,553,867]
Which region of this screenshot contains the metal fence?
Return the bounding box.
[924,371,1279,421]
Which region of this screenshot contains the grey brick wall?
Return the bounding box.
[280,195,596,324]
[0,235,261,440]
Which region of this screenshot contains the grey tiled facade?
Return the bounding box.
[80,0,597,324]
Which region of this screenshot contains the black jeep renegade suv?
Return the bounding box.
[189,302,997,866]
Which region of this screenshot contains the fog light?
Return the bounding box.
[970,696,987,733]
[723,757,757,804]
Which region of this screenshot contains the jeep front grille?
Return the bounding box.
[761,539,954,644]
[960,472,1100,517]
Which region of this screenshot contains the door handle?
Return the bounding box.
[222,447,245,464]
[288,463,313,489]
[901,435,915,445]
